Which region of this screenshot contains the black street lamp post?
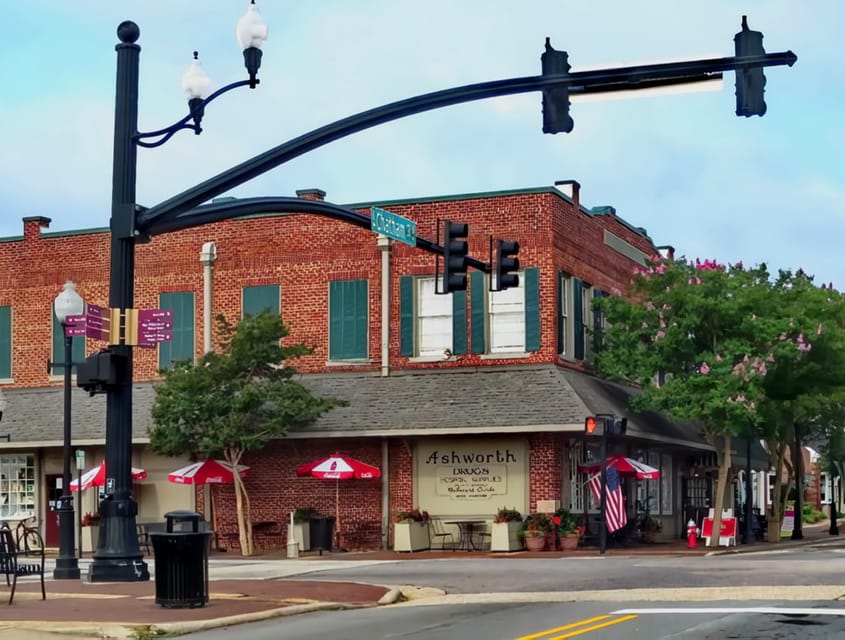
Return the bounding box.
[53,281,85,580]
[88,3,267,583]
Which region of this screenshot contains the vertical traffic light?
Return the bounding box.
[541,37,574,134]
[442,221,469,293]
[734,15,767,117]
[495,240,520,291]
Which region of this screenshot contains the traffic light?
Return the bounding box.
[541,37,574,134]
[495,240,520,291]
[442,221,469,293]
[609,416,628,435]
[585,416,604,436]
[734,15,767,117]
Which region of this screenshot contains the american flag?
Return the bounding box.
[588,465,627,533]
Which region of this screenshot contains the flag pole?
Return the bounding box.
[599,426,608,555]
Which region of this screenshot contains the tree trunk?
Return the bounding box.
[767,440,788,543]
[708,433,732,547]
[226,448,253,556]
[791,423,804,540]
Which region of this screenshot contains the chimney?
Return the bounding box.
[22,216,50,241]
[296,188,326,202]
[554,180,580,210]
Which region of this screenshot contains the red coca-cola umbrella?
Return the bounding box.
[577,455,660,480]
[296,453,381,546]
[167,459,251,485]
[70,461,147,491]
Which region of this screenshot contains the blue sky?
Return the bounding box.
[2,1,843,286]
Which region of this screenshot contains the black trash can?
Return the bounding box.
[151,510,212,608]
[309,516,336,554]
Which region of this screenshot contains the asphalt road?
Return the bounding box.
[186,542,845,640]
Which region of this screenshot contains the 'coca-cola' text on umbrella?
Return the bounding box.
[167,460,251,485]
[70,461,147,492]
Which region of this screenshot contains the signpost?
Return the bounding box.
[64,314,88,337]
[136,309,174,348]
[370,206,417,246]
[85,304,111,342]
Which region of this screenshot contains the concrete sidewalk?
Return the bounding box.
[2,520,842,640]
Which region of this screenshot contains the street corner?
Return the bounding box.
[394,585,448,603]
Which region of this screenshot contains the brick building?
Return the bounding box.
[0,182,732,552]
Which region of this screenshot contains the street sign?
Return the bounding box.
[137,309,174,348]
[65,314,87,337]
[370,206,416,247]
[85,304,111,342]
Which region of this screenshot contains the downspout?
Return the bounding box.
[199,241,217,517]
[377,235,391,377]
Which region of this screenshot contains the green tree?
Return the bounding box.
[149,312,343,556]
[594,258,779,546]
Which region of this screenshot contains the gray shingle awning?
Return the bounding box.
[0,365,724,457]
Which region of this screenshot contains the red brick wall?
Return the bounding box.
[528,432,563,512]
[1,188,655,388]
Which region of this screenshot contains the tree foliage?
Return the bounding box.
[149,312,344,554]
[594,258,845,545]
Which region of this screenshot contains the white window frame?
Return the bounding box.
[416,277,453,357]
[581,282,593,360]
[560,274,571,357]
[488,277,525,354]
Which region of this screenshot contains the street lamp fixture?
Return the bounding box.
[53,280,85,580]
[90,2,268,583]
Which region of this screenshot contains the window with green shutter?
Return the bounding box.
[159,292,195,369]
[242,284,280,317]
[328,280,368,360]
[0,306,10,379]
[51,314,85,376]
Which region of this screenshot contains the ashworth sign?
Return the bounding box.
[417,440,526,515]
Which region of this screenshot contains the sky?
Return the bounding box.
[2,1,843,287]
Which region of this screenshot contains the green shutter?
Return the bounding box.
[243,285,280,317]
[159,292,195,369]
[452,290,467,355]
[52,315,85,375]
[470,271,486,354]
[329,280,368,360]
[556,273,564,354]
[0,307,10,378]
[400,277,414,357]
[573,278,584,360]
[524,268,540,352]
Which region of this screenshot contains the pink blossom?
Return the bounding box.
[655,330,665,340]
[698,362,711,375]
[715,354,722,361]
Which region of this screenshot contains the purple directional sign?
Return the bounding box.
[64,314,87,337]
[85,304,111,342]
[137,309,174,348]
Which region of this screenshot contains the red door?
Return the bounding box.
[45,474,62,547]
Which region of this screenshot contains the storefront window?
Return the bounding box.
[0,454,36,521]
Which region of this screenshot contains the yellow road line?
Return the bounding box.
[514,616,611,640]
[548,614,639,639]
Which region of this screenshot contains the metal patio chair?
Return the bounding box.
[429,518,455,551]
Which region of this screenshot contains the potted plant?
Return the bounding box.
[519,513,552,551]
[292,508,315,552]
[553,507,579,551]
[393,508,430,552]
[490,507,523,552]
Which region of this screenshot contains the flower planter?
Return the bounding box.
[393,521,430,552]
[523,532,546,551]
[490,521,522,552]
[82,525,99,553]
[560,533,580,551]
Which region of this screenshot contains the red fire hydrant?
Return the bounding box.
[687,518,698,548]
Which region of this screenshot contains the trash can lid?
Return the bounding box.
[164,510,201,521]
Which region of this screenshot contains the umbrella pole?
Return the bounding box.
[335,479,340,550]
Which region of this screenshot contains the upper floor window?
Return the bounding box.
[470,268,540,356]
[558,273,594,361]
[400,276,467,359]
[0,306,11,379]
[242,284,280,318]
[159,292,195,369]
[329,279,368,361]
[51,314,85,377]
